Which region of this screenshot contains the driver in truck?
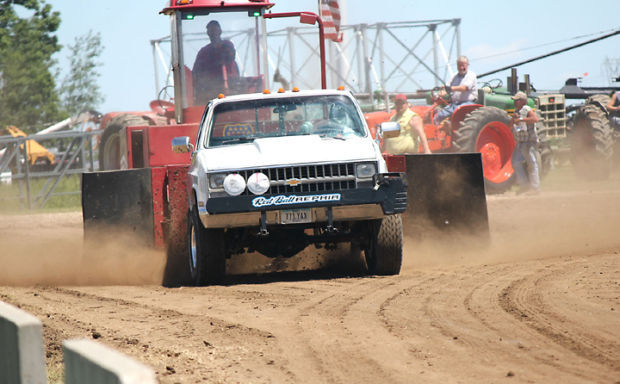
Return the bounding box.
[193,20,240,104]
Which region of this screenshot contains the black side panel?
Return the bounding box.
[81,169,154,245]
[404,153,489,235]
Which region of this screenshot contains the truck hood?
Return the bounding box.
[200,135,379,171]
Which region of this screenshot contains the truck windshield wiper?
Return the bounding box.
[220,137,255,145]
[319,134,346,141]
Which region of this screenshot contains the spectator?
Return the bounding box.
[383,94,432,154]
[193,20,239,104]
[510,91,540,195]
[606,91,620,129]
[434,56,477,126]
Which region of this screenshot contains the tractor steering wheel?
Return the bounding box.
[430,86,451,107]
[314,121,349,138]
[480,78,503,89]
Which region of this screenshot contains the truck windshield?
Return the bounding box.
[207,95,366,147]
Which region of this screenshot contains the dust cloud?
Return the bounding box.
[1,170,619,286]
[0,212,165,286]
[401,186,620,272]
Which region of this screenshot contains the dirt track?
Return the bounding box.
[1,174,619,383]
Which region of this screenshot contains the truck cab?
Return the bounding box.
[172,89,408,285]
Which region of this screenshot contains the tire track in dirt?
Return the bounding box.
[288,277,405,383]
[382,265,525,382]
[1,286,289,384]
[378,255,620,383]
[338,275,445,382]
[249,277,386,384]
[499,254,619,379]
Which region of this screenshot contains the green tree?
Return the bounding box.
[59,30,105,116]
[0,0,63,134]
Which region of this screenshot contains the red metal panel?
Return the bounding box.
[183,106,204,124]
[383,154,406,173]
[165,165,190,253]
[144,124,199,167]
[161,0,274,14]
[151,167,168,249]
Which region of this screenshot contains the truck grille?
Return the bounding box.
[238,163,357,195]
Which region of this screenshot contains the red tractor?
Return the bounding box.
[365,75,560,194]
[82,0,489,285]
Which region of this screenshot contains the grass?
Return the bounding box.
[0,173,82,214]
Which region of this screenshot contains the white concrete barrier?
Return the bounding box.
[63,339,157,384]
[0,301,46,384]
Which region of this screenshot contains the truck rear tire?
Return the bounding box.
[454,106,515,194]
[570,95,613,180]
[99,114,149,170]
[187,207,226,285]
[364,215,403,276]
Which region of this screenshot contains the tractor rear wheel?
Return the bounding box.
[187,206,226,286]
[99,114,149,170]
[570,95,613,180]
[363,215,403,276]
[454,106,515,194]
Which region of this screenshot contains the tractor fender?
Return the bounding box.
[450,103,483,132]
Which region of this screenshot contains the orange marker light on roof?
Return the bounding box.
[278,88,285,93]
[176,0,192,5]
[337,86,345,91]
[263,89,271,94]
[292,87,300,92]
[218,93,225,99]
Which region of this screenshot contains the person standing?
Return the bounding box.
[383,94,432,154]
[192,20,239,104]
[606,91,620,129]
[434,55,477,126]
[511,91,540,195]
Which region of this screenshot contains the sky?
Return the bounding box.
[50,0,619,114]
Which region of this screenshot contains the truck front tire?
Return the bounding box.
[187,207,226,285]
[363,215,403,276]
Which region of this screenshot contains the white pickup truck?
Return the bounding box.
[173,89,407,285]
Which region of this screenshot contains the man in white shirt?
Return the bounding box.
[434,56,477,125]
[510,91,540,195]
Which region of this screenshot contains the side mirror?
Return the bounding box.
[171,136,193,153]
[379,122,400,139]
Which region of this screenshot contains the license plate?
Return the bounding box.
[280,208,312,224]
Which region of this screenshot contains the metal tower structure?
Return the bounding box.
[151,18,462,105]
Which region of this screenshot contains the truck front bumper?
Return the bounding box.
[199,173,407,229]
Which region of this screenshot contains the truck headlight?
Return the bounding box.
[247,172,270,195]
[209,174,226,189]
[223,173,246,196]
[356,163,376,179]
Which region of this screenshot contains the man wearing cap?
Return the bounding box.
[193,20,239,104]
[383,94,432,155]
[511,91,540,195]
[434,56,477,126]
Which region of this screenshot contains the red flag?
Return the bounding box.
[319,0,343,42]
